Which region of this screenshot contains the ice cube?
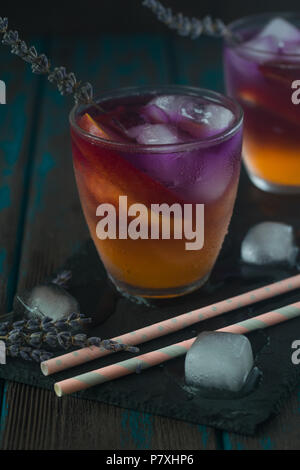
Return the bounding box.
[241,222,298,266]
[241,19,300,62]
[185,331,254,393]
[149,95,234,139]
[148,95,187,122]
[243,35,279,54]
[127,123,180,145]
[258,17,300,42]
[200,104,233,131]
[141,104,169,124]
[14,284,80,321]
[179,102,233,137]
[282,40,300,56]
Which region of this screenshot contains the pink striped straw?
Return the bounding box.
[42,274,300,376]
[54,301,300,397]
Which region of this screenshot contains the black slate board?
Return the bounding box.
[1,170,300,436]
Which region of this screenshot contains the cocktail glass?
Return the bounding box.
[224,12,300,193]
[70,85,243,298]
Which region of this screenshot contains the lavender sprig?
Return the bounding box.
[0,17,93,103]
[0,311,92,335]
[0,329,140,354]
[142,0,229,39]
[101,339,140,354]
[6,344,54,362]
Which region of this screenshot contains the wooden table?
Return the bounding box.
[0,33,300,450]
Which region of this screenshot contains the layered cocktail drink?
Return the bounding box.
[224,13,300,193]
[70,86,243,298]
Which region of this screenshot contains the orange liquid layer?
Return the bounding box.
[231,61,300,187]
[242,102,300,186]
[243,136,300,186]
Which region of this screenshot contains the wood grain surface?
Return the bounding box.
[0,33,299,450]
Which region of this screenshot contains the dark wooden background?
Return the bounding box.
[1,1,300,451]
[1,0,300,35]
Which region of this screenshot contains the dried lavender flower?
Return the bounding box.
[26,331,44,347]
[58,311,92,330]
[0,321,10,335]
[19,346,33,361]
[142,0,229,39]
[57,331,72,349]
[40,316,54,331]
[87,336,102,347]
[0,17,8,33]
[43,331,58,348]
[25,318,42,331]
[0,308,138,360]
[12,320,26,329]
[7,344,20,358]
[101,339,139,354]
[0,17,93,103]
[72,333,88,348]
[6,344,54,362]
[0,311,92,339]
[7,329,24,344]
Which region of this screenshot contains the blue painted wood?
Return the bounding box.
[0,39,47,447]
[120,410,154,450]
[170,36,224,91]
[0,39,46,310]
[0,382,8,447]
[222,384,300,449]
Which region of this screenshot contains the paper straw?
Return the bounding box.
[42,274,300,376]
[54,301,300,397]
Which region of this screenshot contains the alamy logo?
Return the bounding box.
[291,340,300,364]
[95,196,204,251]
[0,80,6,104]
[291,80,300,105]
[0,341,6,364]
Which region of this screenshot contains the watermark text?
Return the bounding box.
[0,341,6,364]
[95,196,204,251]
[291,80,300,105]
[0,80,6,104]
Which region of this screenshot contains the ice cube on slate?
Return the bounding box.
[241,222,298,266]
[15,283,80,321]
[185,331,254,393]
[127,123,180,145]
[258,17,300,42]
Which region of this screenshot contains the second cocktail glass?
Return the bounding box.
[224,12,300,193]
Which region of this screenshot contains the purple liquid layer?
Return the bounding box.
[81,93,242,203]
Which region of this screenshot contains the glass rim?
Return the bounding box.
[225,11,300,59]
[69,85,243,152]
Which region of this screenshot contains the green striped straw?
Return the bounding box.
[54,301,300,397]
